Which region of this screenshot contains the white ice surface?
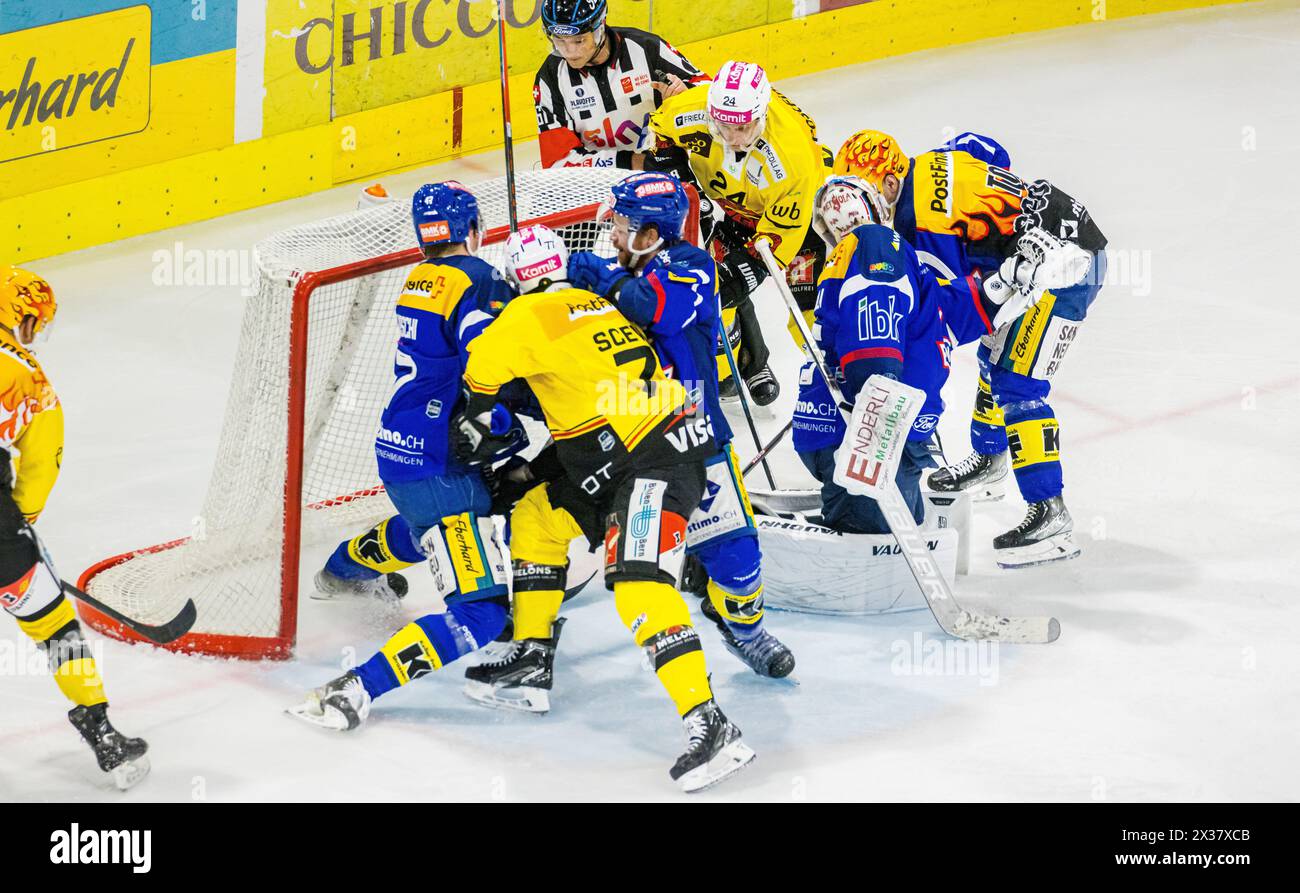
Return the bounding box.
[3,2,1298,802]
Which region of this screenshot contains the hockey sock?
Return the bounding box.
[615,580,712,716]
[706,579,765,642]
[512,587,564,640]
[970,374,1008,454]
[15,596,108,708]
[1005,412,1063,503]
[354,601,508,698]
[325,515,422,580]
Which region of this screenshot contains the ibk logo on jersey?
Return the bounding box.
[621,75,634,94]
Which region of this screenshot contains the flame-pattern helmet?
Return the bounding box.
[0,266,57,335]
[833,130,911,191]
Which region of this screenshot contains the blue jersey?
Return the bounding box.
[792,224,958,453]
[376,254,513,482]
[586,241,732,448]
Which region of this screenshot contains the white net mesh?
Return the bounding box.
[84,169,632,656]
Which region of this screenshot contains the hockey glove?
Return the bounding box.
[567,250,631,299]
[716,248,768,309]
[452,394,518,465]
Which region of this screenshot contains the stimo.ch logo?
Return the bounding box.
[293,0,544,74]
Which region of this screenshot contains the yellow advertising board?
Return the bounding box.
[0,4,152,164]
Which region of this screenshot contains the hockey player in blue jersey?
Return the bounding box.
[564,171,795,678]
[289,181,526,731]
[834,129,1106,566]
[792,176,1002,533]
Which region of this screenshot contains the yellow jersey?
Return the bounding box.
[464,285,713,496]
[648,84,831,266]
[0,329,63,521]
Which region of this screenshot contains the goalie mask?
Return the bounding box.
[504,224,569,294]
[812,176,890,248]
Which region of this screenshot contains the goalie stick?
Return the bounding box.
[752,239,1060,644]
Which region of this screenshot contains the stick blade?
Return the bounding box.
[63,581,198,645]
[942,609,1061,644]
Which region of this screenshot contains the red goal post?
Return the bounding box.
[76,169,701,660]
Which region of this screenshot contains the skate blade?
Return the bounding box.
[678,741,756,793]
[284,699,354,731]
[463,680,550,714]
[111,756,151,791]
[996,535,1081,569]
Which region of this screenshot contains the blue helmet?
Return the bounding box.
[608,172,690,244]
[411,181,479,248]
[541,0,606,36]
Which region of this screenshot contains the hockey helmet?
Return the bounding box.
[834,130,912,192]
[411,181,480,249]
[707,61,771,152]
[605,172,690,250]
[504,225,569,294]
[0,266,57,339]
[541,0,607,36]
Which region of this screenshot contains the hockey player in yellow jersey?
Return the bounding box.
[452,225,755,792]
[646,60,832,405]
[0,267,150,790]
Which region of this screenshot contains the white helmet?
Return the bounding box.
[812,176,890,247]
[707,60,771,152]
[504,224,569,293]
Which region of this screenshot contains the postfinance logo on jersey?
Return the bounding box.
[0,6,151,164]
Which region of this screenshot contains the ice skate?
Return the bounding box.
[311,567,408,602]
[669,700,755,793]
[927,449,1009,502]
[68,703,150,791]
[287,671,372,731]
[994,495,1081,568]
[463,619,564,714]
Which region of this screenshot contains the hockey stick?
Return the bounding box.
[494,0,519,231]
[742,418,792,478]
[63,580,198,646]
[753,239,1060,644]
[23,521,198,645]
[716,313,776,488]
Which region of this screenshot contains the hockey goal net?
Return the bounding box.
[77,168,700,660]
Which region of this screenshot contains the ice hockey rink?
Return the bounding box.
[3,1,1298,802]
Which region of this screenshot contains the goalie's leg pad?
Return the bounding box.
[616,579,712,717]
[325,514,422,580]
[799,441,931,534]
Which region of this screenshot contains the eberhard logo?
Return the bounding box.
[0,6,151,163]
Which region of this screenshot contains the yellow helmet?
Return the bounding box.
[833,130,911,191]
[0,266,57,336]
